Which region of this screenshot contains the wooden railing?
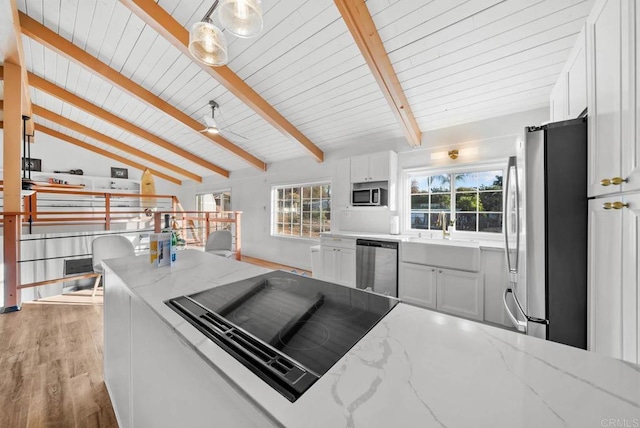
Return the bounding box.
[0,189,243,298]
[18,188,177,230]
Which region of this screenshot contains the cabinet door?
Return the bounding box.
[481,250,511,327]
[550,74,568,122]
[621,193,640,363]
[336,248,356,288]
[368,152,390,182]
[587,0,623,197]
[623,2,640,193]
[436,269,484,321]
[588,197,623,359]
[320,247,336,282]
[398,263,437,309]
[567,29,587,118]
[350,155,370,183]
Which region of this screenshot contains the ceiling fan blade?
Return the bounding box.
[220,129,248,141]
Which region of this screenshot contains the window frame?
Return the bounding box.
[196,188,232,212]
[270,180,332,241]
[402,161,506,240]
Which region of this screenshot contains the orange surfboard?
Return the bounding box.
[141,168,157,212]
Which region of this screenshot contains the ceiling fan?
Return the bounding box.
[198,100,247,141]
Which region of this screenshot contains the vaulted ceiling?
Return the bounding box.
[0,0,595,184]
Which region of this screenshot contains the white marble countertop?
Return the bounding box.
[104,250,640,428]
[321,231,505,250]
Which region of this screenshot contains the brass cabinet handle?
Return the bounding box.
[601,177,628,186]
[603,201,629,210]
[611,177,627,185]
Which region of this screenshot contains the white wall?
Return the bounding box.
[183,107,549,270]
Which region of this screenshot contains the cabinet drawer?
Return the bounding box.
[320,236,356,250]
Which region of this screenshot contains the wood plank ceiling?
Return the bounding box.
[2,0,595,183]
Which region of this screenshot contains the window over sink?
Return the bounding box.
[272,182,331,239]
[406,167,503,234]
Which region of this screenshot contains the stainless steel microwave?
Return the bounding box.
[352,188,388,206]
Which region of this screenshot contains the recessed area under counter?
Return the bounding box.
[103,250,640,428]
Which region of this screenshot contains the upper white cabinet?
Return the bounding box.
[550,27,587,122]
[549,75,568,122]
[567,29,588,119]
[350,151,397,183]
[587,0,640,196]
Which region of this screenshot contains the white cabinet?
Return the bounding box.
[549,27,587,122]
[399,262,436,309]
[481,249,512,328]
[319,237,356,287]
[586,0,640,196]
[436,268,484,321]
[350,151,397,183]
[567,29,588,119]
[589,193,640,364]
[549,74,568,122]
[399,261,484,321]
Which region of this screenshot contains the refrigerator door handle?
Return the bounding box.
[503,288,527,332]
[503,156,520,284]
[504,288,549,332]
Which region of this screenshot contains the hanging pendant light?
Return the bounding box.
[218,0,263,38]
[188,18,228,66]
[187,0,263,67]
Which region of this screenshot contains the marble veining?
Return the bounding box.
[104,250,640,428]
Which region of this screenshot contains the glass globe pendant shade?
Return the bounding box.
[218,0,263,38]
[188,20,228,66]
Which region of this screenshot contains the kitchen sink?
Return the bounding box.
[401,239,480,271]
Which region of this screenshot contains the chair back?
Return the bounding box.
[205,230,232,252]
[92,235,135,272]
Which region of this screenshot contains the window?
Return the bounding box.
[273,183,331,238]
[196,190,231,212]
[196,190,232,232]
[408,169,503,233]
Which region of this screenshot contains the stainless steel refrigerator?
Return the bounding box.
[503,117,588,349]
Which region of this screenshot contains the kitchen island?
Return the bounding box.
[103,249,640,427]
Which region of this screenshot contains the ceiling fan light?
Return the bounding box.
[207,127,220,134]
[218,0,263,38]
[188,20,228,66]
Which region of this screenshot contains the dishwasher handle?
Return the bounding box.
[356,239,398,250]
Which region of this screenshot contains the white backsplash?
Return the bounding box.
[337,209,391,234]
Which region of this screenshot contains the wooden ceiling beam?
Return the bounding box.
[118,0,324,163]
[0,1,34,135]
[33,124,182,185]
[19,12,266,171]
[334,0,422,147]
[27,72,229,178]
[31,105,202,183]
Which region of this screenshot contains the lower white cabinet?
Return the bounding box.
[320,237,356,287]
[436,268,484,321]
[399,262,484,321]
[398,262,436,309]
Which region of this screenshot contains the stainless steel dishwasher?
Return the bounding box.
[356,239,398,297]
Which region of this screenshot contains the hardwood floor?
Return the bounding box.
[240,255,311,276]
[0,290,117,428]
[0,257,308,427]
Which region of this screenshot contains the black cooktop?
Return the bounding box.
[165,271,398,402]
